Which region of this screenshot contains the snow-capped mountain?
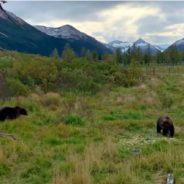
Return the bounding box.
[0,4,66,56]
[106,40,133,52]
[35,24,111,55]
[0,4,110,56]
[133,38,160,55]
[35,25,89,40]
[107,39,166,54]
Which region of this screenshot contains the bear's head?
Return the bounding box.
[158,116,172,129]
[15,106,28,116]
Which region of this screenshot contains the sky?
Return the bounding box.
[4,1,184,45]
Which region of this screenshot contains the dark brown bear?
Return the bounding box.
[0,106,28,121]
[156,116,174,137]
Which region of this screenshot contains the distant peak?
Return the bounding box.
[58,24,79,31]
[61,24,74,28]
[135,38,146,44]
[35,24,89,40]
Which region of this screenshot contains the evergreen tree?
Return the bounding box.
[144,45,152,65]
[115,48,123,64]
[124,47,132,65]
[131,46,143,64]
[62,44,76,62]
[169,46,179,65]
[51,48,60,61]
[81,47,87,57]
[85,50,93,61]
[181,52,184,63]
[136,47,142,64]
[156,52,164,64]
[92,51,98,61]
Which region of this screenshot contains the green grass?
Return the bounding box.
[1,65,184,184]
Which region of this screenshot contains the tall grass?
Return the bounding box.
[1,51,184,183]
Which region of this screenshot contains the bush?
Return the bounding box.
[13,58,58,91]
[0,52,145,96]
[0,73,8,99]
[6,78,30,97]
[40,93,61,107]
[107,66,143,87]
[0,163,10,176]
[65,115,84,126]
[57,60,143,93]
[57,67,99,93]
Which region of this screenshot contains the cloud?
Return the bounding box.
[4,1,120,22]
[4,1,184,44]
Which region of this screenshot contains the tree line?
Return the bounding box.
[52,44,184,66]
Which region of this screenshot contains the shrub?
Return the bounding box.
[13,58,58,91]
[40,93,61,108]
[65,115,84,126]
[0,73,8,99]
[57,68,99,93]
[6,78,30,97]
[57,60,143,93]
[112,66,143,87]
[0,163,10,176]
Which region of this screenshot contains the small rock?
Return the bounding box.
[166,173,174,184]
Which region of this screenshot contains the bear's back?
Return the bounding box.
[0,107,18,121]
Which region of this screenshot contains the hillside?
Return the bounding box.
[167,38,184,52]
[35,24,111,56]
[133,38,160,55]
[0,51,184,183]
[35,25,94,40]
[106,40,133,52]
[0,5,110,56]
[0,4,66,56]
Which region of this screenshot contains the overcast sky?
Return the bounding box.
[4,1,184,44]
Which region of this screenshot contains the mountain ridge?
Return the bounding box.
[133,38,160,55]
[35,25,89,40]
[107,38,165,55]
[0,4,184,56]
[0,5,110,56]
[167,38,184,52]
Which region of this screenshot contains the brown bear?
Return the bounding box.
[156,116,174,137]
[0,106,28,121]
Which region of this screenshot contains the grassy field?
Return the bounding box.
[0,65,184,184]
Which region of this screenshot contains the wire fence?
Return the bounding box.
[143,65,184,76]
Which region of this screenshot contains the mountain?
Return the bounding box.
[132,38,160,55]
[35,25,88,40]
[0,4,67,56]
[107,39,161,55]
[0,5,110,56]
[35,24,110,55]
[167,38,184,52]
[106,40,133,52]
